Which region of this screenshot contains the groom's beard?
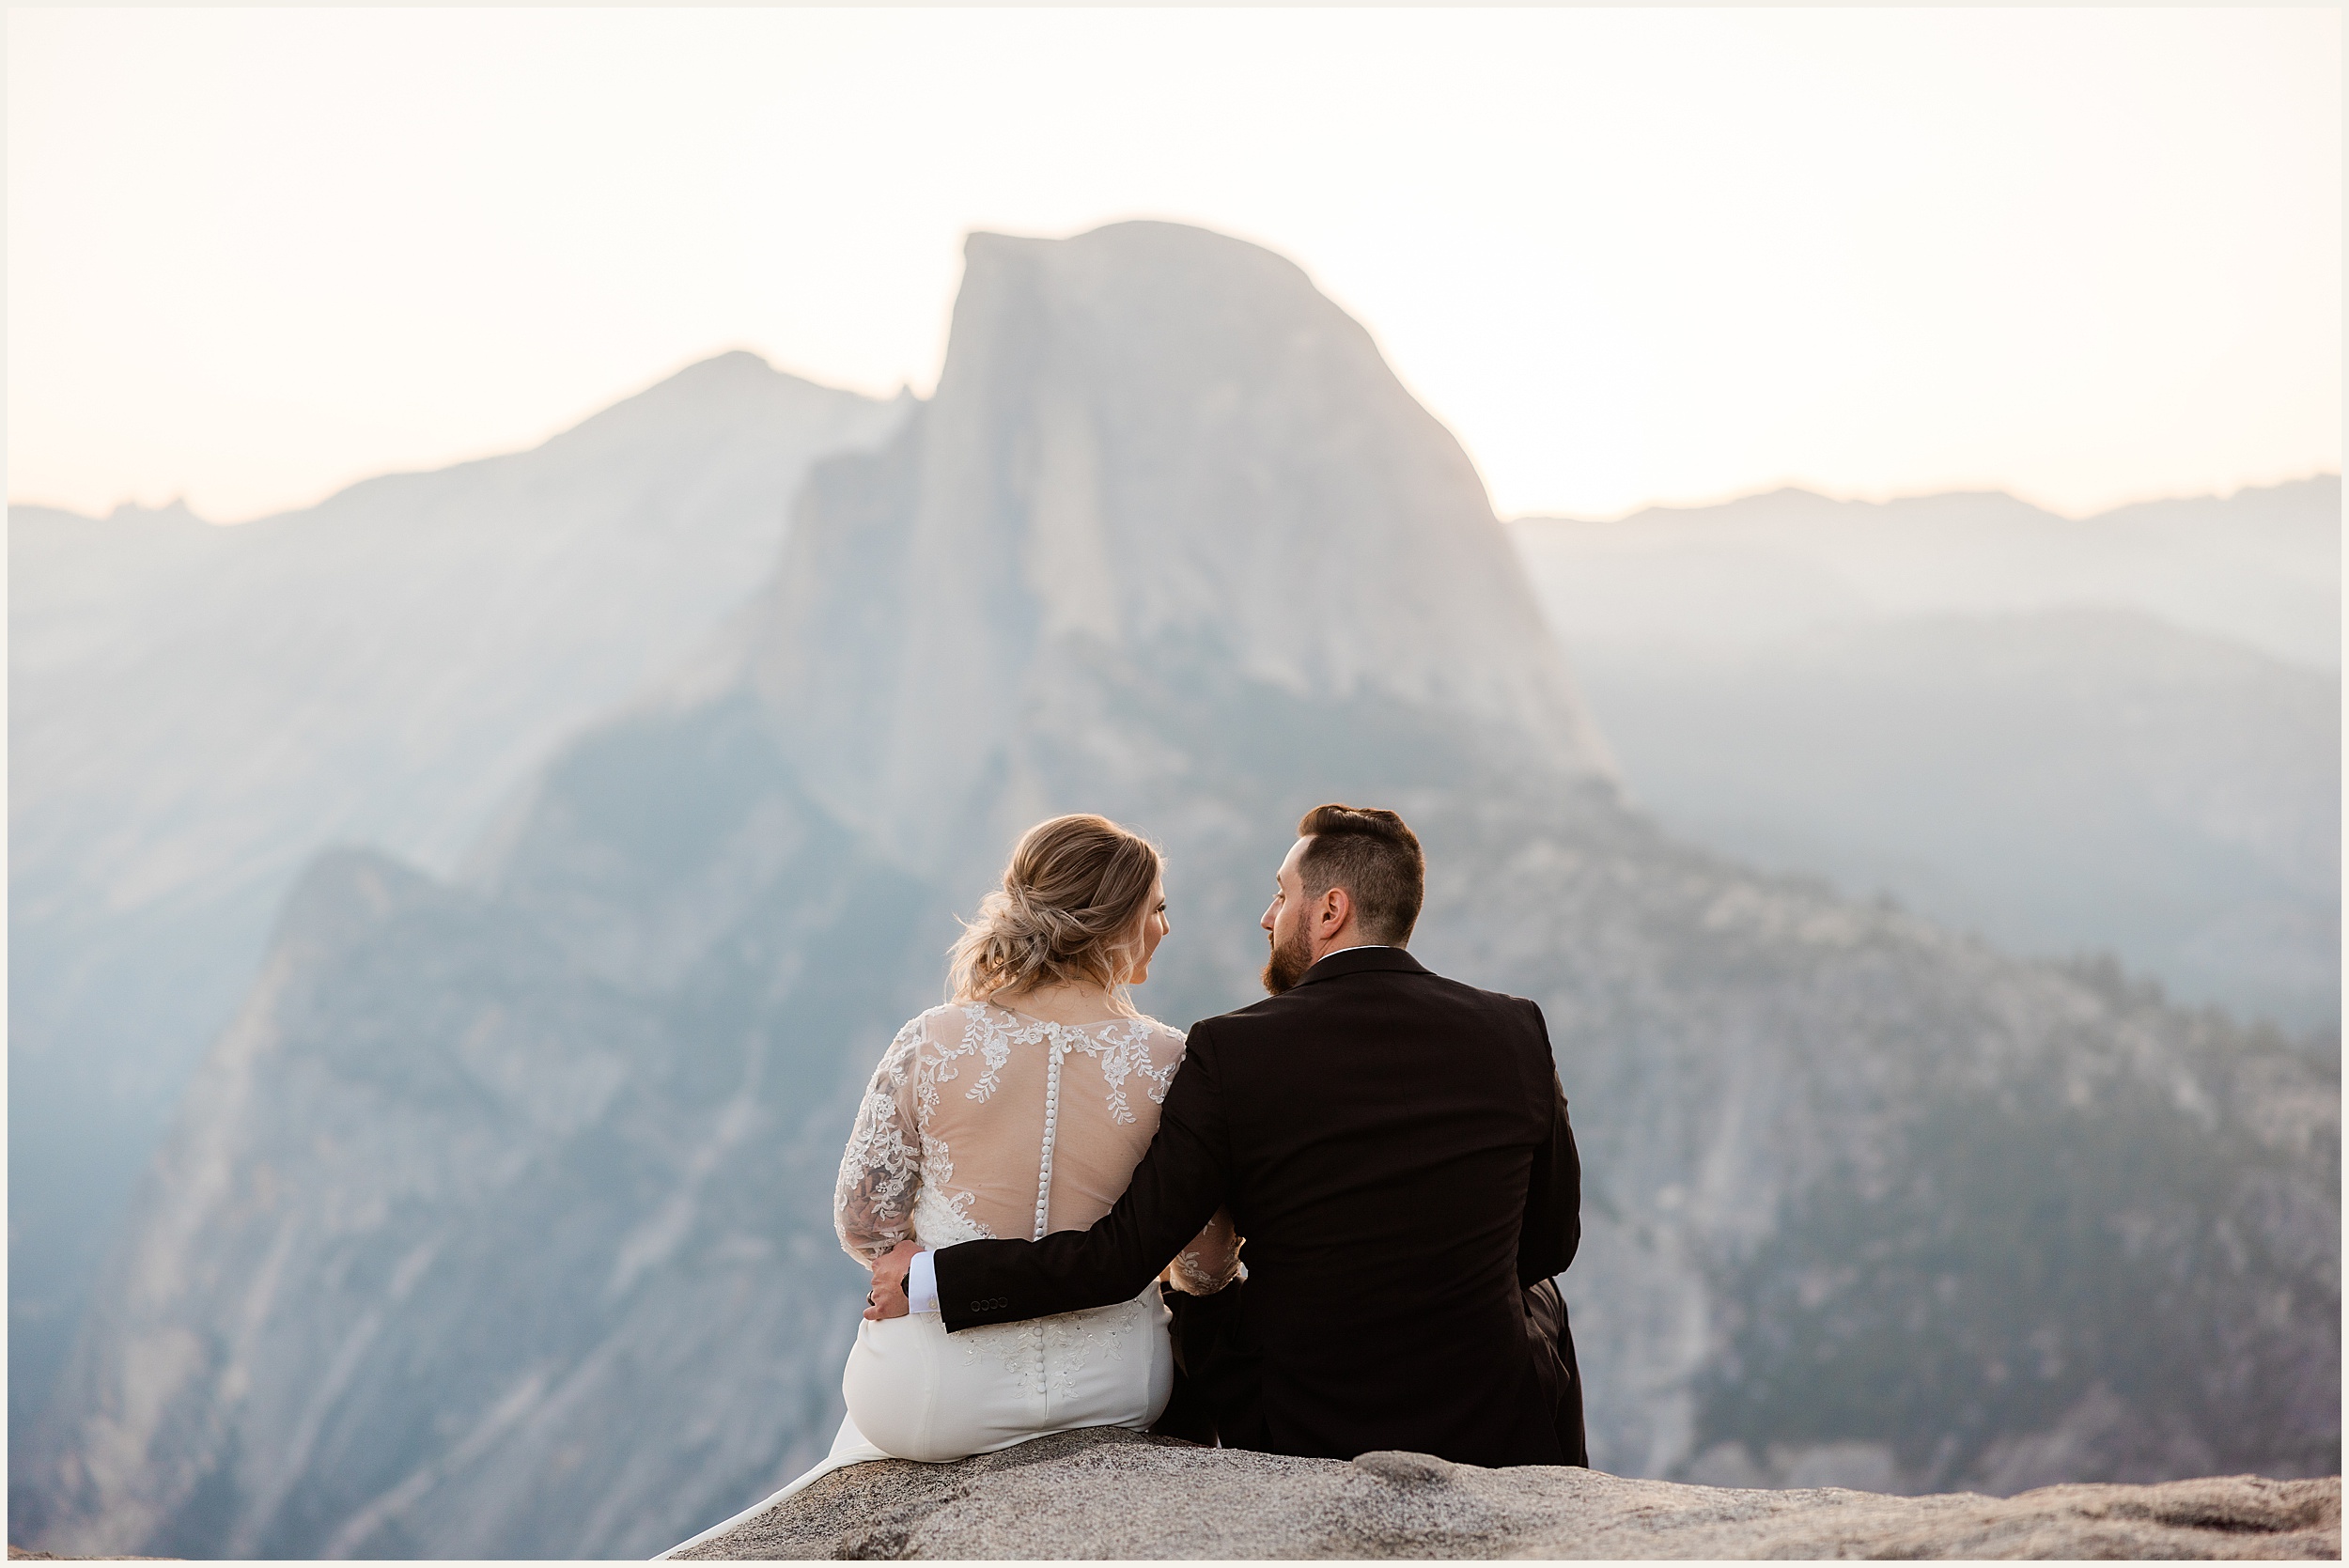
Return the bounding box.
[1261,921,1315,995]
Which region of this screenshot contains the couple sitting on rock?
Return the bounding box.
[666,805,1584,1555]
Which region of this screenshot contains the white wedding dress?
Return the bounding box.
[658,1001,1237,1560]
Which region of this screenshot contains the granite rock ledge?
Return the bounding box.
[670,1427,2340,1560]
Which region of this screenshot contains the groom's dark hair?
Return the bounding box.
[1297,804,1424,946]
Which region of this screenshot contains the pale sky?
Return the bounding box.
[8,7,2340,523]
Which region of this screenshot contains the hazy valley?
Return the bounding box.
[1512,480,2341,1032]
[8,357,907,1434]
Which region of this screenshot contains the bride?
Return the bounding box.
[660,815,1238,1557]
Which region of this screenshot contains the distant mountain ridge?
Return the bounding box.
[16,222,2332,1560]
[1510,475,2341,670]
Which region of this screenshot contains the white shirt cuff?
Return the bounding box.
[907,1250,940,1313]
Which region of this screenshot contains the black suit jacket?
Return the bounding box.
[934,946,1583,1467]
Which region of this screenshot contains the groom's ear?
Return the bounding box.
[1318,884,1354,935]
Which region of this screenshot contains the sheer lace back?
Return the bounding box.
[835,1001,1237,1291]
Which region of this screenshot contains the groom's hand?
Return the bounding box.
[863,1239,918,1320]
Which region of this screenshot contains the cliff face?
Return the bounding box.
[26,753,935,1558]
[17,223,2337,1560]
[750,222,1611,882]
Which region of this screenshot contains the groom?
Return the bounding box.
[868,803,1586,1467]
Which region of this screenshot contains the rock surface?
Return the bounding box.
[673,1427,2341,1560]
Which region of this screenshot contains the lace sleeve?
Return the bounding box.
[1163,1205,1242,1296]
[834,1017,926,1265]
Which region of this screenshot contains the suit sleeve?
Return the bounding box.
[1517,1005,1581,1286]
[933,1020,1233,1332]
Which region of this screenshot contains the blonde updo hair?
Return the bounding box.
[948,815,1164,1007]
